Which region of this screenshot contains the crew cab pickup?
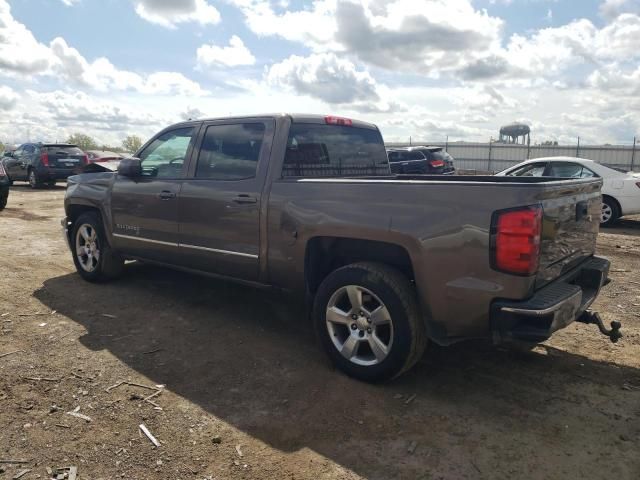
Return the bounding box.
[62,114,619,381]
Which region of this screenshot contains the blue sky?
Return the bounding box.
[0,0,639,146]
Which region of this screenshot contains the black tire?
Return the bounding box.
[0,190,7,210]
[313,262,427,382]
[71,212,124,282]
[601,196,620,227]
[46,180,56,188]
[28,169,42,189]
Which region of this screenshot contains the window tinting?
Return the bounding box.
[508,163,547,177]
[549,162,597,178]
[283,124,390,178]
[46,146,84,156]
[195,123,265,180]
[138,127,195,178]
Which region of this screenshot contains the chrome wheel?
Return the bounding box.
[325,285,394,366]
[75,223,100,272]
[601,203,613,224]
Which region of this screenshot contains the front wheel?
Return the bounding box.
[0,190,7,210]
[313,262,427,382]
[601,197,619,227]
[71,212,124,282]
[28,169,42,189]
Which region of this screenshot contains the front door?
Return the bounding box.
[110,125,199,264]
[178,120,274,281]
[5,146,27,180]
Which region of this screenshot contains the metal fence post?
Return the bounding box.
[526,135,531,160]
[487,137,493,173]
[631,136,636,171]
[576,136,580,157]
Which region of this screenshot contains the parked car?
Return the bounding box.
[86,150,124,163]
[1,143,88,188]
[387,146,455,174]
[496,157,640,226]
[0,161,9,210]
[62,114,617,381]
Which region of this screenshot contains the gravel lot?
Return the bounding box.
[1,184,639,480]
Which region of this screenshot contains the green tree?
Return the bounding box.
[67,133,98,151]
[122,135,143,154]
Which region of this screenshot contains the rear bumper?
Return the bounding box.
[491,256,610,343]
[39,168,78,181]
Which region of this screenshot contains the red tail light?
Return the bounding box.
[82,154,89,165]
[491,206,542,275]
[325,116,353,126]
[430,160,445,168]
[41,151,49,167]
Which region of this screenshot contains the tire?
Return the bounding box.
[28,169,42,189]
[46,180,56,188]
[313,262,427,382]
[71,212,124,282]
[0,190,7,210]
[601,197,620,227]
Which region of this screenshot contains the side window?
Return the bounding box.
[195,123,265,180]
[138,127,195,178]
[282,124,390,178]
[23,145,35,155]
[12,147,24,158]
[549,162,589,178]
[508,163,547,177]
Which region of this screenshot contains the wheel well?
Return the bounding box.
[305,237,414,293]
[67,205,102,229]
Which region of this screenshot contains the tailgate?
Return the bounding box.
[536,179,602,288]
[46,146,86,169]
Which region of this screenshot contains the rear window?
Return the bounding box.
[388,150,425,162]
[46,146,84,156]
[282,124,390,178]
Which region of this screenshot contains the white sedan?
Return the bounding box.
[497,156,640,226]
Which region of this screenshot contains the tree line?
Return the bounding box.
[66,133,144,154]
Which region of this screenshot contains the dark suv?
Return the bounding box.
[387,146,455,175]
[2,143,88,188]
[0,160,9,210]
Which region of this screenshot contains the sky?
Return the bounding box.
[0,0,639,147]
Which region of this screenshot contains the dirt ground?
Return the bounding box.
[0,184,639,480]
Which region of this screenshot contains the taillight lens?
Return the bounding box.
[325,115,353,126]
[430,160,445,168]
[82,154,89,165]
[41,151,49,167]
[491,206,543,276]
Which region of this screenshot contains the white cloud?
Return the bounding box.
[59,0,80,6]
[0,2,207,96]
[134,0,220,28]
[600,0,640,19]
[0,85,19,110]
[266,53,379,104]
[196,36,256,67]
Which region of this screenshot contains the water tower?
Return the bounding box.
[499,123,530,145]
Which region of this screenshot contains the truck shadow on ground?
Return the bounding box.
[602,218,640,237]
[34,264,640,479]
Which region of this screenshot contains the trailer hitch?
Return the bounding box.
[577,311,622,343]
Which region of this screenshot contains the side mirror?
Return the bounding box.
[117,158,142,178]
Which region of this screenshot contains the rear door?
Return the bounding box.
[110,125,199,264]
[177,119,274,281]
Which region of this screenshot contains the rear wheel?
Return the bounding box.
[72,212,124,282]
[601,197,620,227]
[28,169,42,189]
[0,190,7,210]
[46,180,56,188]
[313,262,427,382]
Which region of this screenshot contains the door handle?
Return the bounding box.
[158,190,177,200]
[232,194,257,204]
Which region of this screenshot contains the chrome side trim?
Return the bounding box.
[113,233,179,247]
[180,243,259,259]
[113,233,258,259]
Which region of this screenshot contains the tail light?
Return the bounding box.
[325,116,353,126]
[491,205,543,276]
[82,154,89,165]
[41,151,49,167]
[429,160,445,168]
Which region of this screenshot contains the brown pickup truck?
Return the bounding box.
[62,114,620,381]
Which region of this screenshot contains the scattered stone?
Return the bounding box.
[211,436,222,444]
[407,441,418,454]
